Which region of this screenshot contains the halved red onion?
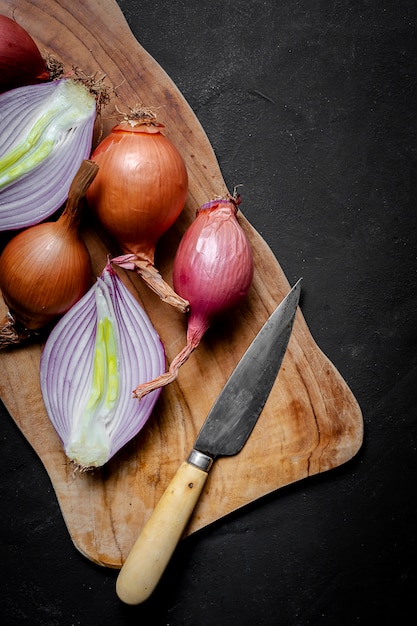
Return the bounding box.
[0,78,96,231]
[40,261,165,470]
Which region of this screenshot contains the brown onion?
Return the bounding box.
[133,195,254,399]
[86,108,189,312]
[0,160,98,346]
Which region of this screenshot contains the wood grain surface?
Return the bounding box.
[0,0,363,568]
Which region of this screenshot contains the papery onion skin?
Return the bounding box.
[133,196,254,399]
[0,78,97,231]
[0,14,49,93]
[86,116,189,311]
[40,261,165,470]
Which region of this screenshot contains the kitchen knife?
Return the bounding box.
[116,278,302,604]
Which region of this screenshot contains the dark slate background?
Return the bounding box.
[1,1,416,624]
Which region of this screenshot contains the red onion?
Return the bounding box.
[0,14,49,93]
[40,261,165,470]
[132,195,254,399]
[0,78,99,231]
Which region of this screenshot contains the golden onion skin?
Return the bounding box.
[0,218,91,330]
[86,121,188,265]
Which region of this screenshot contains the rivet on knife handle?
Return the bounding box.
[116,454,211,605]
[116,280,302,605]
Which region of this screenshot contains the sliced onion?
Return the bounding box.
[0,79,96,231]
[40,262,165,470]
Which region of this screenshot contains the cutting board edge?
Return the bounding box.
[64,430,364,570]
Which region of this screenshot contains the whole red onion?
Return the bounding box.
[133,195,254,399]
[0,14,49,93]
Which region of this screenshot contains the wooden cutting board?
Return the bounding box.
[0,0,363,568]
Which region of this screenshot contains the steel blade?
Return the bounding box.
[194,279,302,459]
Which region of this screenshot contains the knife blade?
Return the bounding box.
[116,279,302,604]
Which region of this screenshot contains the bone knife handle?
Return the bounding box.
[116,461,208,605]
